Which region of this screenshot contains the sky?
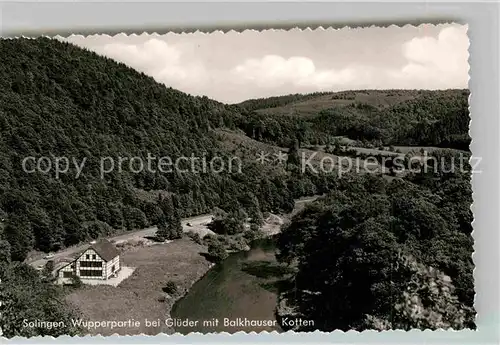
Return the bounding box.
[64,24,469,104]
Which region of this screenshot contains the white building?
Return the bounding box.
[57,239,120,284]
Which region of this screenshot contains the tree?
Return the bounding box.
[208,241,228,262]
[156,218,169,241]
[276,173,474,331]
[208,211,245,235]
[169,211,183,238]
[42,260,55,281]
[363,255,475,330]
[70,273,83,288]
[124,206,148,230]
[246,194,264,226]
[156,215,183,241]
[286,140,301,168]
[3,215,34,262]
[243,223,263,242]
[0,239,11,273]
[0,263,82,337]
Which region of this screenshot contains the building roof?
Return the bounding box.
[53,260,75,275]
[90,239,120,262]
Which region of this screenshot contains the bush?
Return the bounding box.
[202,234,217,246]
[208,241,228,262]
[208,213,245,235]
[187,231,202,244]
[70,274,83,288]
[162,280,178,295]
[243,223,263,242]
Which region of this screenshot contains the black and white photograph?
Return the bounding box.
[0,23,475,337]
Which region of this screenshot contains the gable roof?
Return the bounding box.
[89,239,120,262]
[54,260,74,273]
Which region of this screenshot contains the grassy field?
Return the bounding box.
[254,90,420,117]
[218,129,382,172]
[65,238,212,336]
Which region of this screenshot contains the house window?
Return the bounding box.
[70,264,75,269]
[86,254,90,259]
[92,254,96,260]
[79,269,103,277]
[80,261,102,268]
[63,271,73,278]
[112,265,116,272]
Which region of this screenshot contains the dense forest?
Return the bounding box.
[234,89,470,150]
[0,38,332,262]
[276,149,474,331]
[0,38,472,337]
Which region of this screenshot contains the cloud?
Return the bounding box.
[392,25,469,89]
[91,39,210,93]
[232,26,469,93]
[231,55,365,90]
[67,25,469,103]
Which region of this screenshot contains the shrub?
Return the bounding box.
[162,280,178,295]
[244,223,263,242]
[208,213,245,235]
[187,231,202,244]
[70,274,83,288]
[208,241,228,262]
[202,234,217,246]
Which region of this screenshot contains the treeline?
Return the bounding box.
[276,149,474,331]
[237,92,332,111]
[232,90,470,150]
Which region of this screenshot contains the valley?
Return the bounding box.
[0,37,473,337]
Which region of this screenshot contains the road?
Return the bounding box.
[27,196,320,270]
[27,213,214,270]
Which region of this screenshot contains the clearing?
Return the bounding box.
[65,238,212,336]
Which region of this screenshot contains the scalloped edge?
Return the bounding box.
[1,22,474,340]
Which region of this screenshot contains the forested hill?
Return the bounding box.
[236,89,470,150]
[0,38,470,264]
[0,38,302,261]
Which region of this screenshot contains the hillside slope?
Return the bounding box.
[236,89,470,150]
[0,38,470,263]
[0,38,317,261]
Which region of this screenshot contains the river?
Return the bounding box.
[170,196,320,334]
[170,238,284,334]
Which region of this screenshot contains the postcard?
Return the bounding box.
[0,24,474,337]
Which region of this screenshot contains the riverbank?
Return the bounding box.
[64,197,319,336]
[65,238,213,336]
[171,238,285,334]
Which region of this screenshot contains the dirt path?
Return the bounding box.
[27,214,214,269]
[60,197,321,336]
